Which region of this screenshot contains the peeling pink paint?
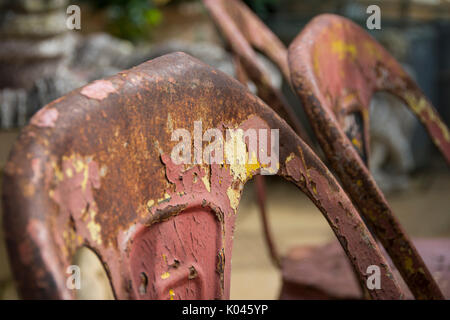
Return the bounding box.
[81,80,116,100]
[30,108,58,128]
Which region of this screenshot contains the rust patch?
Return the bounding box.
[145,204,187,226]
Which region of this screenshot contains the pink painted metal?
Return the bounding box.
[3,53,403,299]
[280,239,450,300]
[288,14,449,299]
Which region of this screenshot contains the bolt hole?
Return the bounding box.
[188,266,198,280]
[170,259,180,269]
[139,272,148,295]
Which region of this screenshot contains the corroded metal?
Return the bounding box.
[288,14,449,299]
[3,52,403,299]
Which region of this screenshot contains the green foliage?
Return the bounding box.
[82,0,276,41]
[81,0,163,41]
[243,0,278,20]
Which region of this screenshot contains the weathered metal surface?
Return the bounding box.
[3,52,403,299]
[280,239,450,300]
[288,14,449,299]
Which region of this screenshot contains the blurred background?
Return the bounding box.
[0,0,449,299]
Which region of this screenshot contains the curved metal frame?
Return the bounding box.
[288,14,450,300]
[3,53,402,299]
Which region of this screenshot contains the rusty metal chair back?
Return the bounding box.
[289,14,450,299]
[2,52,402,299]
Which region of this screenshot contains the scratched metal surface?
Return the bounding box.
[288,14,450,299]
[3,53,402,299]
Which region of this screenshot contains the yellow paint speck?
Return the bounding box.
[244,151,261,178]
[52,162,64,182]
[161,272,170,280]
[157,193,171,204]
[352,138,361,149]
[87,209,102,245]
[87,220,102,245]
[81,164,89,191]
[285,153,295,164]
[65,168,73,178]
[403,256,414,275]
[74,159,85,173]
[331,40,357,60]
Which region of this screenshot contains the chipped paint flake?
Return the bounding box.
[147,199,155,209]
[99,165,108,177]
[87,210,102,245]
[81,80,116,100]
[226,187,240,212]
[30,108,58,128]
[65,168,73,178]
[285,153,295,164]
[224,129,248,182]
[201,174,211,192]
[161,272,170,280]
[157,193,171,204]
